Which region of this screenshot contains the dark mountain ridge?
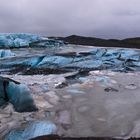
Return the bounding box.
[50,35,140,48]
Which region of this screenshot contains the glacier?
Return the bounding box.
[0,33,64,48]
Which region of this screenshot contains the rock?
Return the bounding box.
[0,77,10,106]
[29,135,60,140]
[5,121,57,140]
[55,82,68,89]
[55,51,77,57]
[45,75,66,89]
[104,87,119,92]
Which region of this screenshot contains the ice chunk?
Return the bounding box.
[5,121,57,140]
[6,82,38,112]
[0,50,15,58]
[0,76,38,112]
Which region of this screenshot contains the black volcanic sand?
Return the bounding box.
[9,66,72,75]
[30,135,138,140]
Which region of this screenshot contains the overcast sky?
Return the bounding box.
[0,0,140,38]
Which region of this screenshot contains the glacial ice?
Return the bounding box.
[0,49,15,58]
[0,34,42,47]
[0,48,140,74]
[0,77,37,112]
[5,121,57,140]
[0,33,64,48]
[6,82,38,112]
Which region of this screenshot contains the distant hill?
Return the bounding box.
[49,35,140,49]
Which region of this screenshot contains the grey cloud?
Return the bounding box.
[0,0,140,38]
